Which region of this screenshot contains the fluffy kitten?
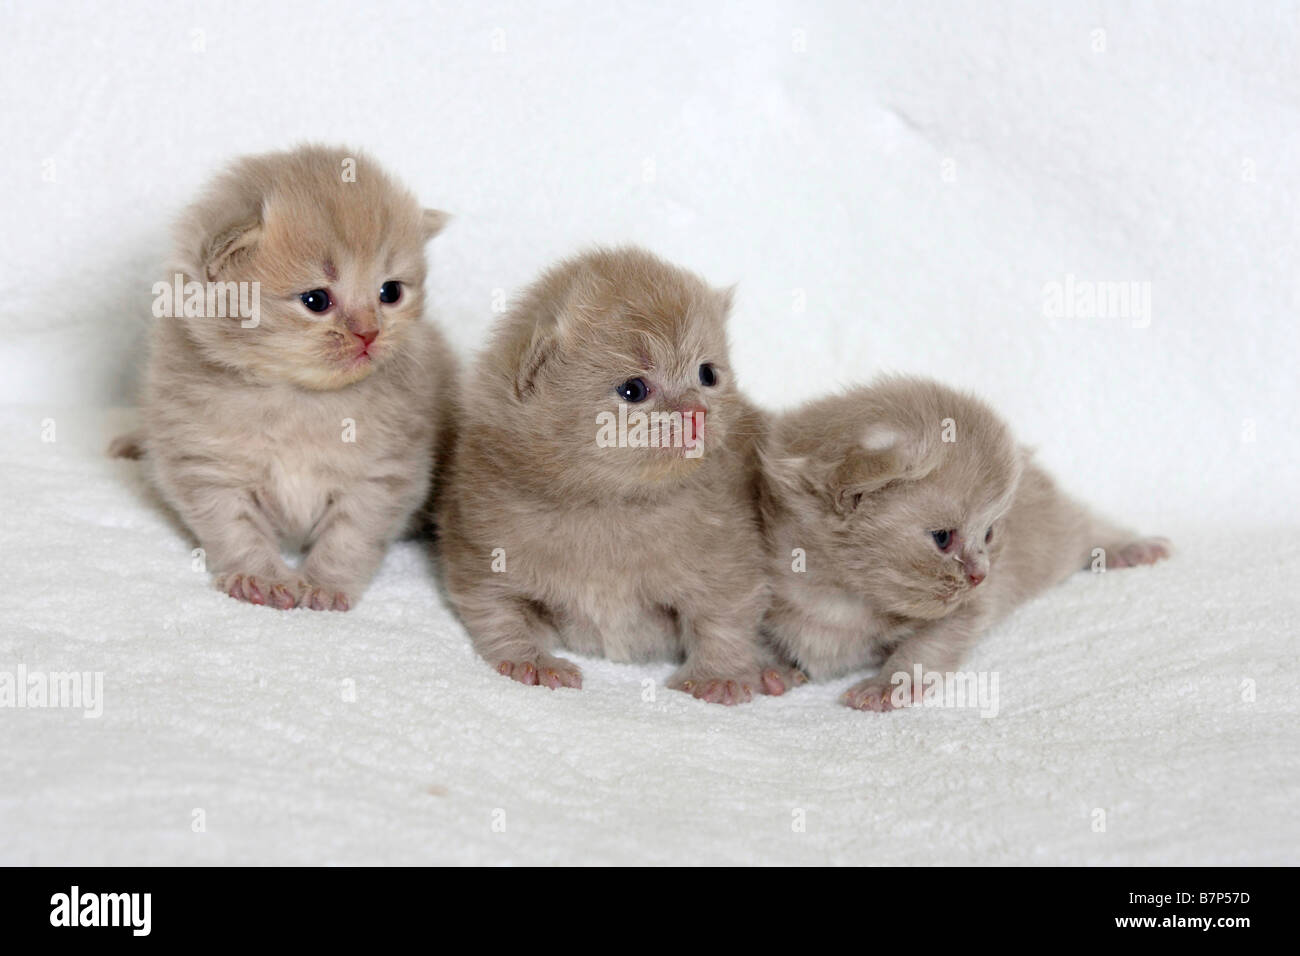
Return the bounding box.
[113,145,457,610]
[759,376,1170,710]
[438,246,794,704]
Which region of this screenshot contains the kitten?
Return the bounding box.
[112,144,457,611]
[438,246,795,704]
[759,376,1170,711]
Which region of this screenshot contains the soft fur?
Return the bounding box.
[759,376,1170,710]
[113,144,457,610]
[438,246,794,704]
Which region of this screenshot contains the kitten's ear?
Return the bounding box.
[422,209,452,241]
[761,450,813,498]
[763,446,869,516]
[826,425,940,515]
[715,283,737,317]
[513,319,559,400]
[204,219,261,281]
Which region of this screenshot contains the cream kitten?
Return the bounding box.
[438,246,794,704]
[112,145,457,611]
[759,376,1170,711]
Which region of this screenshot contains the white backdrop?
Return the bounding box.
[1,1,1296,865]
[2,0,1296,526]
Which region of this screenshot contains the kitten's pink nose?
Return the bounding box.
[967,571,985,587]
[345,313,380,350]
[679,404,707,444]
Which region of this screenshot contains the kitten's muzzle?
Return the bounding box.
[677,403,707,446]
[959,548,988,587]
[344,311,380,354]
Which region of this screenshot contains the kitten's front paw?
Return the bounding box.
[668,669,764,705]
[759,665,809,697]
[302,586,352,612]
[842,676,920,712]
[215,573,301,610]
[494,654,583,690]
[1107,536,1172,569]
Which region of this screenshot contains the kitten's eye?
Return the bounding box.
[931,530,954,551]
[699,363,718,387]
[379,280,402,304]
[985,527,994,544]
[299,289,332,313]
[615,378,650,403]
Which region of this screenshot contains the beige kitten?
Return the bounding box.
[438,246,793,704]
[759,376,1170,710]
[112,144,457,611]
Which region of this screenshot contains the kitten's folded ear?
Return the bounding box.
[824,425,942,515]
[513,289,592,399]
[761,440,900,516]
[761,450,814,499]
[204,218,261,281]
[514,326,549,400]
[422,209,452,241]
[716,283,737,316]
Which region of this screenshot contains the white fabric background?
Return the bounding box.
[0,0,1295,864]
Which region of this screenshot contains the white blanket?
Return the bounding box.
[0,407,1294,864]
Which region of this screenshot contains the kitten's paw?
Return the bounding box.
[842,676,919,712]
[759,665,809,697]
[668,669,763,706]
[302,586,352,612]
[1107,536,1172,569]
[494,654,583,690]
[215,573,301,610]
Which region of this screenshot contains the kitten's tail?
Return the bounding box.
[107,429,146,460]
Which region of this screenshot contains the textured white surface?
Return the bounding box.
[0,407,1296,865]
[0,0,1297,864]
